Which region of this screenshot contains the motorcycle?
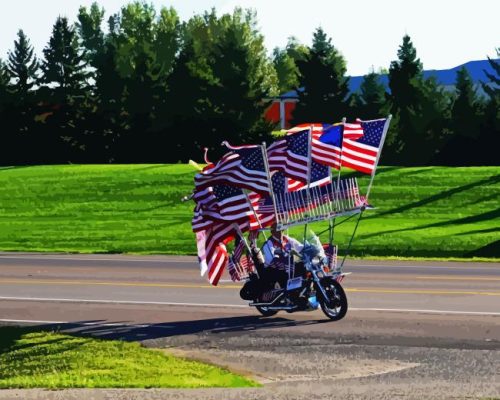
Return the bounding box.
[240,231,348,321]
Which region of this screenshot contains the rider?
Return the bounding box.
[261,223,303,288]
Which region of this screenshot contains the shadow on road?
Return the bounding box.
[26,315,326,342]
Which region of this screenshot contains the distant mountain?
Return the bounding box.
[348,59,498,93]
[277,59,498,99]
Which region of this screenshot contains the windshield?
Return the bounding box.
[301,229,325,260]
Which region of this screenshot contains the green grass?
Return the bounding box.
[0,164,498,259]
[0,326,258,389]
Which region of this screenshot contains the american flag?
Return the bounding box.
[195,215,270,286]
[268,130,310,182]
[192,183,274,233]
[227,239,246,281]
[341,118,387,175]
[227,232,260,282]
[192,181,271,285]
[311,121,365,169]
[192,185,254,226]
[312,124,343,170]
[254,171,286,215]
[203,222,236,285]
[195,144,270,195]
[196,219,255,286]
[287,160,331,191]
[343,121,364,140]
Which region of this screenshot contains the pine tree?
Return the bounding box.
[165,8,277,161]
[452,67,481,139]
[388,34,450,165]
[0,59,10,104]
[291,27,349,124]
[482,49,500,101]
[0,60,13,163]
[76,3,105,69]
[477,49,499,165]
[353,70,388,119]
[437,67,483,165]
[7,30,39,98]
[41,16,88,96]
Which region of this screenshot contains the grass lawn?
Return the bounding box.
[0,164,498,259]
[0,326,258,389]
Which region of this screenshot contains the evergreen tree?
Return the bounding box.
[37,17,91,163]
[452,67,482,139]
[108,2,181,162]
[352,70,388,119]
[91,30,127,162]
[291,27,349,124]
[41,16,88,96]
[0,59,11,111]
[76,3,105,69]
[477,50,499,165]
[166,9,277,161]
[482,49,500,100]
[0,60,13,164]
[6,30,39,99]
[5,31,40,164]
[388,34,450,165]
[438,67,483,165]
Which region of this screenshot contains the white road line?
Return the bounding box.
[349,308,500,316]
[0,256,196,263]
[0,255,497,269]
[0,296,499,316]
[0,296,247,308]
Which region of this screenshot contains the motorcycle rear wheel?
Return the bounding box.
[318,279,348,321]
[256,305,278,317]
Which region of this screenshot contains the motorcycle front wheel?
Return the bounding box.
[256,305,278,317]
[318,278,348,321]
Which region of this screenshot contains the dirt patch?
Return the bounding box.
[167,347,420,384]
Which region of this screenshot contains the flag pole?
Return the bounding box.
[261,142,279,229]
[329,117,346,245]
[365,115,392,201]
[303,126,313,241]
[242,189,268,241]
[232,223,252,255]
[335,117,347,189]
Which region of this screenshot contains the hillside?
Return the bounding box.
[0,165,498,259]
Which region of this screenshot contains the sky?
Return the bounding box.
[0,0,498,76]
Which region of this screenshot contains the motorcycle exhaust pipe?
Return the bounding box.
[249,292,284,307]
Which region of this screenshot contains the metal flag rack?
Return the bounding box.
[273,177,370,231]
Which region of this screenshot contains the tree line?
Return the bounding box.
[0,2,498,166]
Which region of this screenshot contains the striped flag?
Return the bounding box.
[268,129,310,182]
[311,121,364,169]
[192,182,272,285]
[341,118,387,175]
[343,121,364,140]
[287,160,331,191]
[195,144,270,195]
[227,231,260,282]
[312,124,343,169]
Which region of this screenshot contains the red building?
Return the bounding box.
[264,90,299,129]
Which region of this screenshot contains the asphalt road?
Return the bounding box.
[1,252,499,317]
[1,253,499,399]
